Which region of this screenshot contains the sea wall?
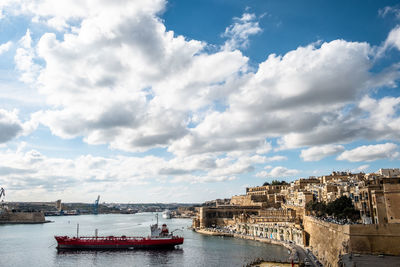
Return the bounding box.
[303,216,400,267]
[348,223,400,255]
[0,211,46,224]
[303,216,350,267]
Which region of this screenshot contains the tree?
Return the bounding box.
[306,200,327,217]
[306,196,360,221]
[326,196,358,219]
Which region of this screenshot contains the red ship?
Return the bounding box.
[55,215,184,250]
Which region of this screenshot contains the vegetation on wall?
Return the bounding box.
[306,196,360,221]
[263,180,288,186]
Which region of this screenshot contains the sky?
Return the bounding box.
[0,0,400,203]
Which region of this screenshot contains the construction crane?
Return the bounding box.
[0,187,5,202]
[93,195,100,215]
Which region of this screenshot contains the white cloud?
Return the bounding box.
[277,94,400,150]
[2,0,400,163]
[0,144,269,200]
[353,164,370,172]
[9,0,248,153]
[383,26,400,51]
[0,109,24,143]
[256,166,299,178]
[300,144,345,161]
[378,6,400,19]
[265,155,287,162]
[337,143,399,162]
[222,12,262,50]
[256,140,272,154]
[171,39,391,155]
[14,29,41,83]
[0,41,12,55]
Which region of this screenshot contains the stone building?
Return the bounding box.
[347,177,400,224]
[230,194,270,207]
[293,178,320,189]
[234,211,304,245]
[192,206,261,228]
[378,168,400,177]
[370,177,400,224]
[246,184,288,195]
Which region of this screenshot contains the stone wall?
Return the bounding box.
[231,195,269,207]
[303,216,350,267]
[384,183,400,223]
[196,206,260,228]
[349,223,400,255]
[0,211,46,223]
[303,216,400,267]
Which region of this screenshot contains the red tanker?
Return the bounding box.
[55,216,183,250]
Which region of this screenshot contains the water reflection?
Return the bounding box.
[55,248,184,266]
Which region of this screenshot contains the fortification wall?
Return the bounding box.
[0,211,46,223]
[198,206,260,228]
[349,223,400,255]
[303,216,349,267]
[304,216,400,267]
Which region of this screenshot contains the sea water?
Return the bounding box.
[0,213,289,267]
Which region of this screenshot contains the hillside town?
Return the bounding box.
[192,168,400,267]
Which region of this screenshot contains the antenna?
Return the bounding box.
[76,223,79,238]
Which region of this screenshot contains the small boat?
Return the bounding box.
[162,210,171,219]
[55,215,183,250]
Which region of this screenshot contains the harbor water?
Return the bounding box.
[0,213,289,267]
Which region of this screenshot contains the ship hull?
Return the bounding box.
[55,236,184,250]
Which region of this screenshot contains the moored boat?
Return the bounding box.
[162,209,171,219]
[55,215,183,250]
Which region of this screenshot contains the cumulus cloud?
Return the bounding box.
[1,0,400,164]
[6,0,248,152]
[14,29,41,83]
[382,26,400,52]
[337,143,399,162]
[0,41,12,55]
[0,144,272,200]
[256,166,299,178]
[0,109,24,143]
[300,145,345,161]
[265,155,287,162]
[222,13,262,50]
[171,39,399,155]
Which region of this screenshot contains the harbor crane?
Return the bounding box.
[93,195,100,215]
[0,187,5,202]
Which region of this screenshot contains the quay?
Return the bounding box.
[193,227,315,266]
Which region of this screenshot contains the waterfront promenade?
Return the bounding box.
[194,228,319,266]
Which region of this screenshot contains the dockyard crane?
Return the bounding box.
[0,187,5,202]
[93,195,100,215]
